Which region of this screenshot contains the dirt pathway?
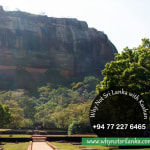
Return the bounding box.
[32,142,53,150]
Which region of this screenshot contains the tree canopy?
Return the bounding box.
[96,38,150,103]
[0,103,11,127]
[0,76,99,133]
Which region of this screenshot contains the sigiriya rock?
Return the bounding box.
[0,6,117,89]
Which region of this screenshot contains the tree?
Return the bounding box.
[0,103,11,127]
[5,100,24,128]
[19,96,36,120]
[68,119,93,135]
[22,119,34,129]
[96,38,150,103]
[83,76,100,90]
[34,101,57,129]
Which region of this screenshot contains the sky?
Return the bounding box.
[0,0,150,53]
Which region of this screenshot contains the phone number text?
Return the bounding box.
[92,124,146,130]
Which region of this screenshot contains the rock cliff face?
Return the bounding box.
[0,6,117,89]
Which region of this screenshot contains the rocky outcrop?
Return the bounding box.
[0,6,117,89]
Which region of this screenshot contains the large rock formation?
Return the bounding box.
[0,6,117,89]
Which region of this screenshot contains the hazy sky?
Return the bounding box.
[0,0,150,53]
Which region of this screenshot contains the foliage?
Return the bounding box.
[83,76,100,90]
[71,82,83,90]
[51,102,91,129]
[5,100,24,128]
[68,119,92,135]
[18,96,36,120]
[96,38,150,103]
[0,76,99,133]
[22,119,34,129]
[0,103,11,127]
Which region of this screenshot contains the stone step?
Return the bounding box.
[32,135,47,142]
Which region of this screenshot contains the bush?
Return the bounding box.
[68,120,93,135]
[22,119,34,129]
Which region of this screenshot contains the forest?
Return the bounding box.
[0,76,100,134]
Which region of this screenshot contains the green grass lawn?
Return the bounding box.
[0,134,96,138]
[0,134,31,138]
[50,142,150,150]
[0,142,28,150]
[0,129,32,132]
[0,129,11,132]
[51,142,111,150]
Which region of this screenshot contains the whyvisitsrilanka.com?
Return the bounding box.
[82,138,150,146]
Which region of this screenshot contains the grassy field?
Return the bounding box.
[51,142,111,150]
[0,134,31,138]
[51,142,150,150]
[0,129,11,132]
[0,134,97,138]
[0,142,28,150]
